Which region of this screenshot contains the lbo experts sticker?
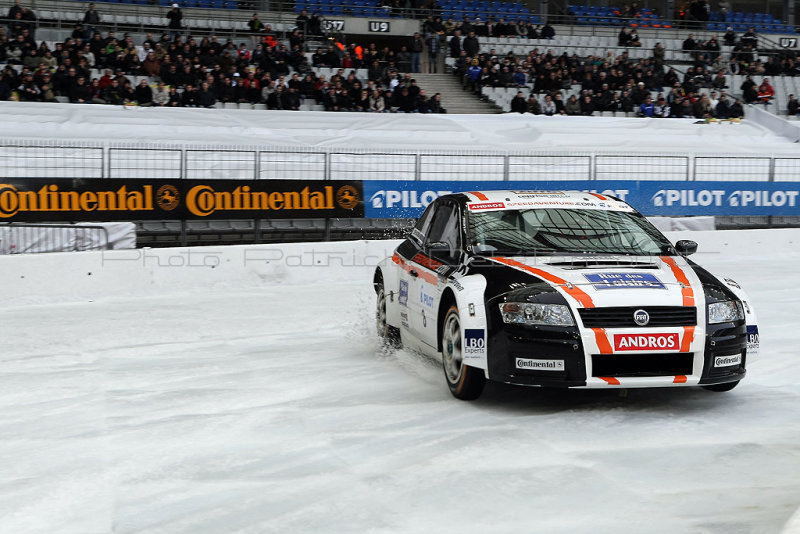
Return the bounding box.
[463,329,486,360]
[747,325,759,357]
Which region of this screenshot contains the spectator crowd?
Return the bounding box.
[443,19,795,118]
[0,2,447,113]
[0,0,797,118]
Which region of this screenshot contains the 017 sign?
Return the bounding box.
[368,21,391,32]
[321,19,345,32]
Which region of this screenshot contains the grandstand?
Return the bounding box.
[2,0,800,250]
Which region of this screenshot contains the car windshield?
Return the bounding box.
[467,208,674,256]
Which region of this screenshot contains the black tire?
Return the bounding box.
[702,380,740,392]
[441,305,486,400]
[376,280,401,348]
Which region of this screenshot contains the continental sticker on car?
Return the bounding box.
[515,358,565,371]
[614,333,679,351]
[714,354,742,367]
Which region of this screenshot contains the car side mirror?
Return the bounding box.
[675,240,698,256]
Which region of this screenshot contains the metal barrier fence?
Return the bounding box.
[2,140,800,182]
[0,223,111,254]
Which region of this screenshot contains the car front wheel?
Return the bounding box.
[442,305,485,400]
[376,280,401,348]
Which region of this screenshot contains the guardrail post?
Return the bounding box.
[180,220,187,247]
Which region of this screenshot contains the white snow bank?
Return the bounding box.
[2,229,799,307]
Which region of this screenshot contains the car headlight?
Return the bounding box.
[708,301,744,324]
[499,302,574,326]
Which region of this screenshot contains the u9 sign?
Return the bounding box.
[369,21,391,32]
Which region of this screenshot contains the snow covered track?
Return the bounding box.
[2,231,800,533]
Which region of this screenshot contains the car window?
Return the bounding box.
[426,201,460,257]
[411,202,435,244]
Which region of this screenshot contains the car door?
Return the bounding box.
[394,202,435,339]
[410,199,462,349]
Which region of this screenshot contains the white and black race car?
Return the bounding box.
[373,190,759,400]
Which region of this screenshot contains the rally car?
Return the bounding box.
[373,190,759,400]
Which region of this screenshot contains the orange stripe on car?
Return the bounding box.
[588,192,608,200]
[491,257,595,308]
[393,253,439,286]
[470,191,489,201]
[592,328,613,354]
[673,375,687,383]
[599,376,620,385]
[661,256,695,307]
[681,326,695,353]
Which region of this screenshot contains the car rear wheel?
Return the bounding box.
[702,380,740,392]
[442,305,485,400]
[376,281,401,348]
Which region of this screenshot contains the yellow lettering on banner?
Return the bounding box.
[80,191,98,211]
[269,192,284,210]
[182,184,345,217]
[284,191,299,209]
[252,191,268,210]
[0,183,156,217]
[310,190,325,210]
[18,190,37,211]
[60,191,79,211]
[97,190,114,210]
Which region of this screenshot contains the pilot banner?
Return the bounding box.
[0,179,364,221]
[363,180,800,218]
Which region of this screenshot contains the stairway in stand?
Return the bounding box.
[411,73,502,114]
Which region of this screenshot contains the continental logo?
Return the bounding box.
[157,184,180,211]
[336,185,359,210]
[185,185,360,217]
[0,184,153,218]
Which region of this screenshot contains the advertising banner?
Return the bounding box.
[363,180,800,218]
[0,179,364,221]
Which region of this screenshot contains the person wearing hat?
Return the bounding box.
[166,3,182,42]
[631,80,649,106]
[723,26,736,46]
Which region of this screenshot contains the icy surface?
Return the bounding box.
[1,231,800,534]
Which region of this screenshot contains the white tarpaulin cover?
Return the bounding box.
[0,101,797,154]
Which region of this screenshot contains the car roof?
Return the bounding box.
[460,190,635,212]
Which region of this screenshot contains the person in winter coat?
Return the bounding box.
[638,95,655,117]
[757,78,775,104]
[510,91,527,113]
[166,4,182,41]
[152,81,169,106]
[542,94,556,115]
[564,94,581,115]
[134,78,153,106]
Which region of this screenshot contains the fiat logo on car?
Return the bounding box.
[633,309,650,326]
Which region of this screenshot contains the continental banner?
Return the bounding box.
[0,179,364,221]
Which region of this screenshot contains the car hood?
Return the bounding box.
[487,254,702,309]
